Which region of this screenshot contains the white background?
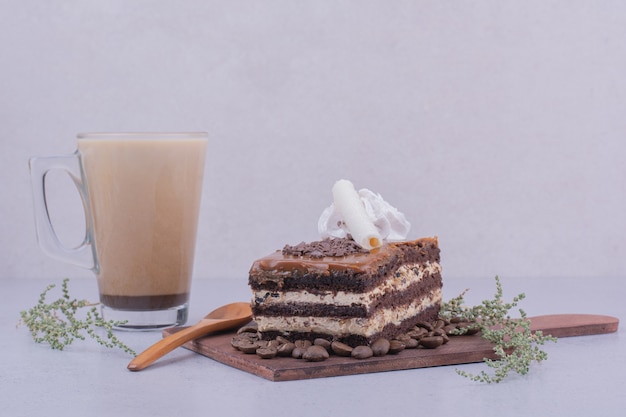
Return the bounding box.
[1,0,625,282]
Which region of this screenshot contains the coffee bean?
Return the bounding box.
[331,341,353,357]
[232,332,257,343]
[237,341,260,354]
[406,330,420,339]
[443,324,459,335]
[395,334,412,343]
[388,340,406,354]
[291,347,305,359]
[255,340,269,348]
[351,345,374,359]
[464,325,480,335]
[277,342,296,357]
[419,336,444,349]
[237,323,258,334]
[276,336,290,344]
[267,339,281,349]
[232,321,452,361]
[457,323,480,335]
[407,328,428,339]
[256,347,277,359]
[231,335,255,350]
[314,338,331,350]
[303,345,330,362]
[371,338,390,356]
[295,339,312,349]
[415,321,433,331]
[404,338,419,349]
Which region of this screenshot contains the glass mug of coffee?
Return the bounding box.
[29,132,208,330]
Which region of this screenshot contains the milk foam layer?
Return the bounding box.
[318,188,410,242]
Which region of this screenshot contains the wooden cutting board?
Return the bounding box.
[162,314,618,382]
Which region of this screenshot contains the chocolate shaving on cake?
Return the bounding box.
[282,237,369,258]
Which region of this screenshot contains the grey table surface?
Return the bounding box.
[2,275,624,417]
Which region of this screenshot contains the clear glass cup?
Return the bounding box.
[29,132,208,330]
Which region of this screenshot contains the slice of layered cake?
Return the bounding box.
[249,236,442,346]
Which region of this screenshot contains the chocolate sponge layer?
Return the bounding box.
[253,270,441,318]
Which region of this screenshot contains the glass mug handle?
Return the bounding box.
[29,153,95,270]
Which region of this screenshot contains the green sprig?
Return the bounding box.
[18,278,136,356]
[440,276,557,383]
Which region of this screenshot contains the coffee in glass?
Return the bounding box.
[30,132,208,330]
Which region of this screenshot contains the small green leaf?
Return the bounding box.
[18,278,136,356]
[440,276,556,383]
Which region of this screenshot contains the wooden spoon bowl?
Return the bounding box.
[127,302,252,371]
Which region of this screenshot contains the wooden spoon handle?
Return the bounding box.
[529,314,619,338]
[128,320,221,371]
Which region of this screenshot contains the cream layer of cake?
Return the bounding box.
[254,287,442,338]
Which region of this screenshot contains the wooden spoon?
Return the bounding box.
[127,302,252,371]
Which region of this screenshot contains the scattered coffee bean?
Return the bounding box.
[388,340,406,354]
[371,338,390,356]
[419,336,444,349]
[277,342,296,357]
[276,336,290,344]
[238,341,260,354]
[396,334,411,343]
[232,316,480,361]
[255,340,269,348]
[303,345,330,362]
[404,338,419,349]
[291,347,305,359]
[267,339,280,349]
[294,339,312,350]
[407,328,428,339]
[415,321,433,331]
[230,336,248,350]
[331,341,353,357]
[351,345,373,359]
[443,324,459,335]
[456,323,480,335]
[231,332,257,344]
[237,323,258,334]
[314,338,331,350]
[464,325,480,335]
[256,347,278,359]
[432,328,446,337]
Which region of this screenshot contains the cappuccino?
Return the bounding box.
[77,137,207,314]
